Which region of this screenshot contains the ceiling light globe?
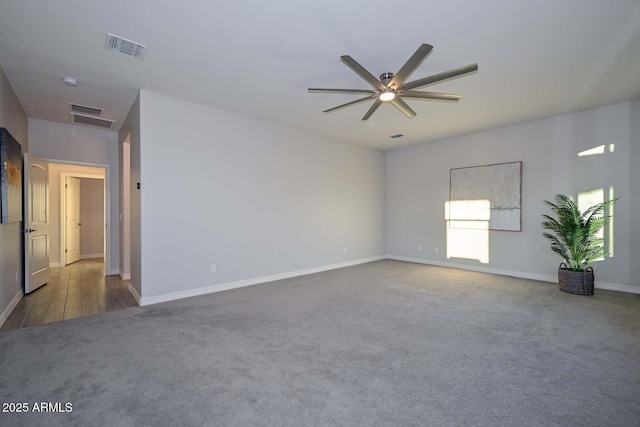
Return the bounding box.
[379,91,395,101]
[63,77,79,87]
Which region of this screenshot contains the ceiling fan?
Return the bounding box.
[309,44,477,121]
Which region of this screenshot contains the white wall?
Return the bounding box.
[28,118,119,274]
[119,93,140,294]
[0,66,27,325]
[79,178,104,258]
[136,90,385,300]
[386,100,638,292]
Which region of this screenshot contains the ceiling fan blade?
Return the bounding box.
[308,88,377,95]
[387,44,433,90]
[362,99,382,121]
[403,63,478,90]
[390,98,416,119]
[340,55,386,90]
[323,95,376,113]
[401,91,461,101]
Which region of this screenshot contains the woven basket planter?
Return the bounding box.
[558,263,594,295]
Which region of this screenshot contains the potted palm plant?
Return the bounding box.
[541,194,617,295]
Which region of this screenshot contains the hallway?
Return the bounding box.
[1,259,137,331]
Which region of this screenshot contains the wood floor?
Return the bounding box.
[1,258,137,331]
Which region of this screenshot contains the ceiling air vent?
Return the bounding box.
[69,103,103,116]
[70,113,115,129]
[105,33,148,59]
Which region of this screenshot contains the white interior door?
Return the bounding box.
[65,176,81,265]
[24,153,50,293]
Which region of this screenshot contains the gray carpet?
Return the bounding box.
[1,260,639,427]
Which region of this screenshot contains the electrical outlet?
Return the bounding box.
[343,247,347,255]
[434,246,439,254]
[417,245,422,251]
[210,264,217,274]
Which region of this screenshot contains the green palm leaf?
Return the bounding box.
[541,194,618,272]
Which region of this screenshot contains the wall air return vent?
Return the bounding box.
[105,33,148,59]
[69,103,103,116]
[70,113,115,129]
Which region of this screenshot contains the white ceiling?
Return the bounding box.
[1,0,639,150]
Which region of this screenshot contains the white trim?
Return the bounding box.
[385,255,640,295]
[81,253,104,259]
[386,255,555,282]
[0,291,23,328]
[120,272,131,280]
[109,269,119,276]
[139,256,385,306]
[128,283,141,305]
[49,262,62,268]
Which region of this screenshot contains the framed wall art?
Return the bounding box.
[1,127,23,224]
[449,161,522,231]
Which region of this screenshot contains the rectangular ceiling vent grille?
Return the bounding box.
[69,103,103,116]
[105,33,147,59]
[70,113,115,129]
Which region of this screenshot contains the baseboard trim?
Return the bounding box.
[139,255,385,306]
[120,272,131,280]
[80,253,104,260]
[593,282,640,294]
[385,255,640,295]
[49,262,62,268]
[386,255,557,282]
[0,290,23,328]
[128,283,141,305]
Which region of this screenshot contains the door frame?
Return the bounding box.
[42,158,111,275]
[61,173,105,266]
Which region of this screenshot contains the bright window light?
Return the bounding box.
[445,200,490,264]
[578,145,605,157]
[609,186,615,257]
[578,188,605,262]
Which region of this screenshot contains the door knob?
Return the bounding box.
[25,228,37,233]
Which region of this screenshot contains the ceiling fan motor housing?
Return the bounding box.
[380,72,394,86]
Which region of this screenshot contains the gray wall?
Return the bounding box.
[118,142,131,279]
[0,66,27,324]
[386,100,637,291]
[137,90,385,300]
[630,100,640,283]
[0,68,27,152]
[80,178,104,257]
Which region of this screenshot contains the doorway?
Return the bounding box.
[40,161,112,273]
[1,159,138,330]
[61,173,105,266]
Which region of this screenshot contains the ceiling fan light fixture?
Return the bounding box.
[379,90,395,101]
